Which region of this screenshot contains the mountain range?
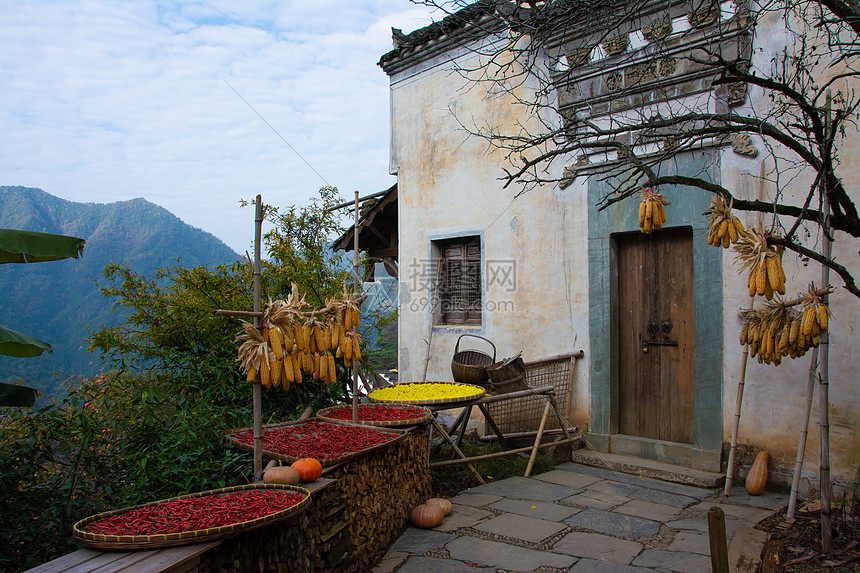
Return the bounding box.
[0,186,239,402]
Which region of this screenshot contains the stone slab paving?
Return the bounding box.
[446,536,576,571]
[488,498,582,521]
[552,531,644,564]
[434,504,493,533]
[373,461,787,572]
[632,548,713,571]
[473,512,568,543]
[396,556,495,573]
[615,499,684,522]
[562,489,631,510]
[464,476,575,501]
[449,492,503,507]
[534,469,603,489]
[570,558,658,572]
[565,508,662,539]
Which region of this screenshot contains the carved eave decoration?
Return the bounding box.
[535,0,754,176]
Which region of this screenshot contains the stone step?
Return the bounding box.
[568,449,725,489]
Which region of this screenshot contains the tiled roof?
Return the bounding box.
[378,0,496,70]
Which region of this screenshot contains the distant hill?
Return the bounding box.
[0,186,239,402]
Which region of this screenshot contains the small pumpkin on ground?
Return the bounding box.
[745,450,769,495]
[411,503,445,529]
[262,465,300,485]
[291,458,323,482]
[425,497,453,516]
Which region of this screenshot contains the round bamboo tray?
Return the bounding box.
[224,418,407,467]
[72,484,310,550]
[315,404,432,427]
[367,381,486,406]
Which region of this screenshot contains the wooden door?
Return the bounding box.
[616,227,694,444]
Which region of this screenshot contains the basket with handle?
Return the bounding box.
[486,351,528,394]
[451,334,496,387]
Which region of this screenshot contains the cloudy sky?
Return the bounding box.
[0,1,444,254]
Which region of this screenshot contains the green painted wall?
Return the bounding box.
[587,150,724,466]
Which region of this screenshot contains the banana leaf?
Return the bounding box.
[0,325,52,357]
[0,228,85,264]
[0,382,37,408]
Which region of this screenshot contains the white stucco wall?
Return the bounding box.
[716,8,859,487]
[388,38,591,427]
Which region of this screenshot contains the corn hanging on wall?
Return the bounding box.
[636,187,670,234]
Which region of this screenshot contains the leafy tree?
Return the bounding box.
[0,188,366,571]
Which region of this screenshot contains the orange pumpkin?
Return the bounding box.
[745,450,769,495]
[425,497,453,516]
[411,503,444,529]
[290,458,322,482]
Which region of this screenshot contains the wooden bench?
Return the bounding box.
[24,542,221,573]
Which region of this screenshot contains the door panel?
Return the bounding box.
[616,228,694,444]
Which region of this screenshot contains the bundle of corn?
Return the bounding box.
[704,195,746,248]
[236,284,364,389]
[637,186,669,234]
[734,225,786,300]
[738,284,832,365]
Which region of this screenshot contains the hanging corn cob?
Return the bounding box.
[737,283,833,365]
[637,186,669,234]
[733,225,785,301]
[235,283,366,392]
[704,195,746,248]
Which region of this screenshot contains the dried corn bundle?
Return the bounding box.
[637,186,670,234]
[235,282,366,392]
[737,283,833,365]
[704,195,746,248]
[733,225,785,301]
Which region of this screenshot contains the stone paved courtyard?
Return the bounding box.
[373,462,787,572]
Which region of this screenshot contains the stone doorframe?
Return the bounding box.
[586,150,724,472]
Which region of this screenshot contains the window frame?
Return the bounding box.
[432,235,482,327]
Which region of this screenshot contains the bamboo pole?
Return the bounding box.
[787,345,819,521]
[252,195,263,481]
[724,294,755,496]
[564,354,577,422]
[525,400,552,477]
[429,416,484,484]
[818,91,833,553]
[352,190,359,424]
[430,435,582,466]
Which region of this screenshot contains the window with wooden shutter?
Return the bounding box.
[436,236,481,326]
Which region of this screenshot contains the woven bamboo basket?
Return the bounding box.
[73,484,310,550]
[367,381,486,406]
[315,403,432,427]
[224,418,408,467]
[451,334,496,387]
[486,352,529,394]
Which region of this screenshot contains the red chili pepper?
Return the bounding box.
[84,490,304,536]
[229,421,399,461]
[324,405,425,422]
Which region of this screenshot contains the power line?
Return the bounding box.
[222,78,330,186]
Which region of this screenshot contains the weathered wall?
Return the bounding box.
[389,38,591,428]
[717,8,860,491]
[386,5,858,488]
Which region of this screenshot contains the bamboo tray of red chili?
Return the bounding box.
[315,404,432,427]
[224,418,408,466]
[72,484,310,550]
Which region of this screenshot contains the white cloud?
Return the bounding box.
[0,0,443,253]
